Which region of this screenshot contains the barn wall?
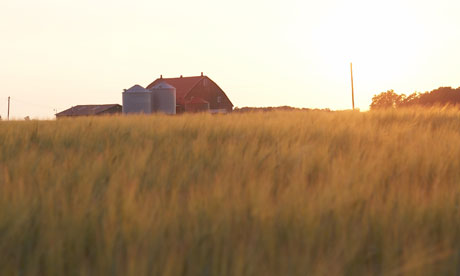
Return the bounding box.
[185,78,233,112]
[185,102,210,113]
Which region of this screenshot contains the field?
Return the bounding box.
[2,109,460,275]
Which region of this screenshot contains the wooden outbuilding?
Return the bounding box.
[55,104,122,118]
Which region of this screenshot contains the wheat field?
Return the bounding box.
[2,109,460,275]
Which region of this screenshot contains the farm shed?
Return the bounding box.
[55,104,122,118]
[146,73,233,114]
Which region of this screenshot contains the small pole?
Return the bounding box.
[7,96,10,120]
[350,63,355,110]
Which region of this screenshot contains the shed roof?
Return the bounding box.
[56,104,121,117]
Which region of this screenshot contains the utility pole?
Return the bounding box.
[350,63,355,110]
[7,96,10,120]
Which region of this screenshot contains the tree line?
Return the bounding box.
[233,106,331,112]
[370,87,460,110]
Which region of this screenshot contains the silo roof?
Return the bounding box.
[151,82,175,89]
[124,84,150,93]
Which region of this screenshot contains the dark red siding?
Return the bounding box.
[185,78,233,112]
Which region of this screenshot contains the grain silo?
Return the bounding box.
[150,82,176,114]
[122,85,152,114]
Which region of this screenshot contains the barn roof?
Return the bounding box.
[146,76,204,105]
[151,81,175,89]
[56,104,121,117]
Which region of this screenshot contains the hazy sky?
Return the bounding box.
[1,0,460,118]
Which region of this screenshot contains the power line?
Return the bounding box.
[10,97,66,115]
[4,97,65,119]
[12,97,63,110]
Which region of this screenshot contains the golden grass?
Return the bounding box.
[1,108,460,275]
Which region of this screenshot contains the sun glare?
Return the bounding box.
[300,0,426,86]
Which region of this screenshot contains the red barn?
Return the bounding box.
[146,74,233,114]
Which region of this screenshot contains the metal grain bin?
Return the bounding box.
[150,82,176,115]
[122,85,152,114]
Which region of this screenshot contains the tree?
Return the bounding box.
[370,90,403,110]
[370,87,460,109]
[397,92,419,108]
[417,87,460,106]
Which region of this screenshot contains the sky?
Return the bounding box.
[1,0,460,119]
